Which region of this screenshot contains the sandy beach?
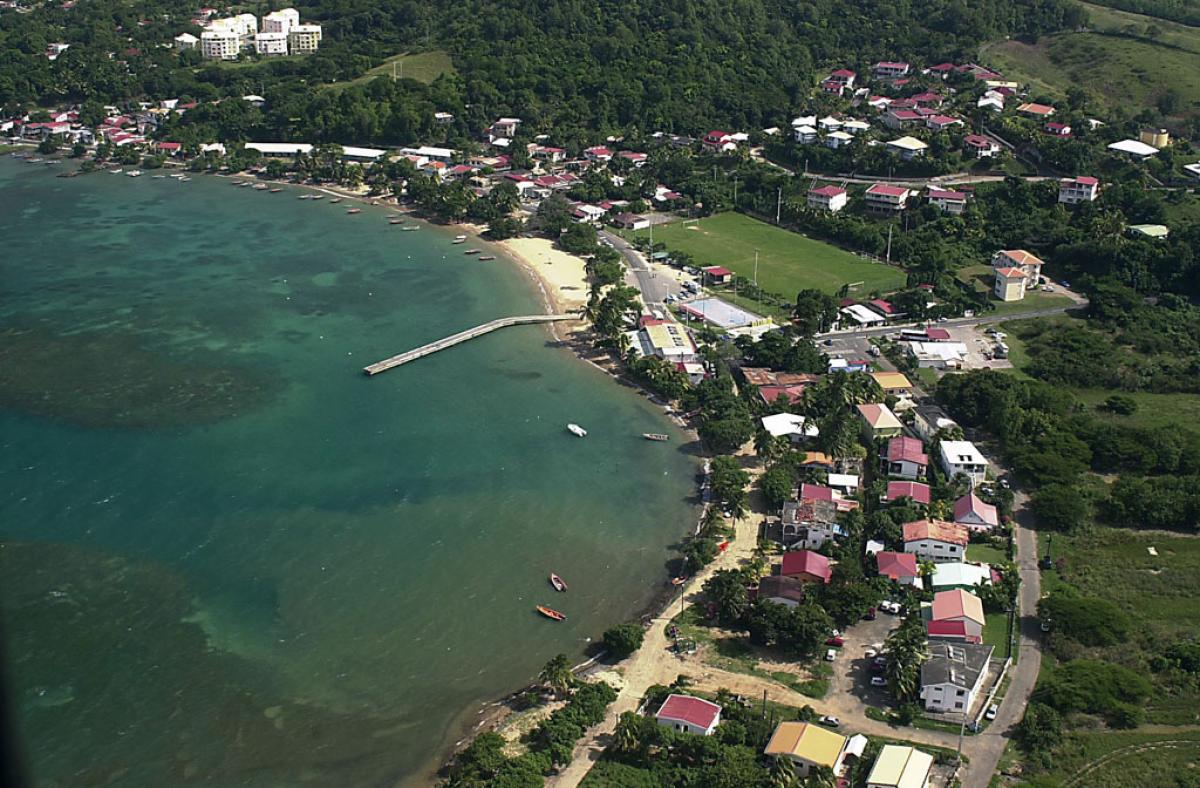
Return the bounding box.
[496,236,591,315]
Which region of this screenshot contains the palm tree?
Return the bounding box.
[613,711,642,753]
[804,765,836,788]
[769,755,796,788]
[539,653,574,698]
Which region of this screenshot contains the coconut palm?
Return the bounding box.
[769,754,797,788]
[539,653,574,697]
[613,711,642,753]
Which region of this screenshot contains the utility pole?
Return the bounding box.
[886,224,893,265]
[775,186,782,224]
[733,175,738,209]
[753,249,759,287]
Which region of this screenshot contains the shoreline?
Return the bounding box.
[17,154,710,787]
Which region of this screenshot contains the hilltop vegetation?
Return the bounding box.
[0,0,1084,144]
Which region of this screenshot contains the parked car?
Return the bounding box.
[880,601,901,614]
[831,629,842,638]
[825,636,845,647]
[985,704,999,720]
[870,676,887,687]
[818,715,841,728]
[1040,619,1052,632]
[825,649,837,662]
[864,648,878,659]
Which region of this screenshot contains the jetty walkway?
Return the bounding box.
[363,313,576,375]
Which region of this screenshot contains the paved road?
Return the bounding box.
[600,231,684,306]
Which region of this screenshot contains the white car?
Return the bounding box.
[985,704,999,720]
[825,649,837,662]
[818,715,841,728]
[864,648,878,659]
[870,677,887,687]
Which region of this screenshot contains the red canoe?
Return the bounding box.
[549,573,568,592]
[536,606,567,621]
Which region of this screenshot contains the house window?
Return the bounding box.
[956,690,965,696]
[955,702,964,709]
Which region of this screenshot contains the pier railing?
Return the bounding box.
[363,313,577,375]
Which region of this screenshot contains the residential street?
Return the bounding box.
[599,230,685,306]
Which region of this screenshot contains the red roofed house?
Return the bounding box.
[884,481,932,505]
[991,249,1043,290]
[801,482,858,513]
[702,266,733,285]
[927,188,967,215]
[925,114,961,132]
[1017,102,1055,117]
[821,79,847,97]
[617,150,648,166]
[911,91,944,107]
[1058,176,1099,205]
[829,68,857,87]
[868,298,897,319]
[656,694,723,736]
[928,62,957,75]
[876,551,922,587]
[1045,121,1072,137]
[155,141,183,156]
[882,109,922,130]
[702,130,736,153]
[924,327,951,341]
[883,436,929,480]
[808,185,848,213]
[927,589,985,642]
[903,519,969,562]
[865,183,911,214]
[873,61,911,79]
[781,550,832,584]
[963,134,1000,158]
[953,492,999,531]
[583,145,613,161]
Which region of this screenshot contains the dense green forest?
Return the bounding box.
[0,0,1085,143]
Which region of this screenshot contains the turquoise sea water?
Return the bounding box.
[0,160,698,786]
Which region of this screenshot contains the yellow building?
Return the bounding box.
[871,371,913,397]
[764,721,849,776]
[1140,127,1170,148]
[866,744,934,788]
[994,267,1025,302]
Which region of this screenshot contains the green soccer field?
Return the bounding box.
[626,213,906,297]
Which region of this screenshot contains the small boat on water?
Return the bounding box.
[642,433,670,442]
[239,181,251,187]
[253,183,268,190]
[310,194,324,201]
[298,194,310,200]
[389,218,405,225]
[109,168,123,174]
[179,176,192,182]
[536,606,567,621]
[478,255,496,261]
[549,573,568,592]
[463,249,480,255]
[567,423,587,438]
[153,174,167,179]
[169,173,185,179]
[330,197,342,203]
[126,170,142,177]
[269,188,282,193]
[346,208,361,214]
[401,226,418,231]
[231,180,243,186]
[451,238,467,245]
[28,157,43,163]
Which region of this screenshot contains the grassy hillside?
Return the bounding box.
[623,213,906,297]
[980,2,1200,119]
[329,50,455,90]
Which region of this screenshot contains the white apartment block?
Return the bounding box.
[263,7,301,35]
[288,24,322,54]
[200,30,241,60]
[208,13,258,36]
[1058,176,1099,205]
[174,32,198,51]
[254,31,289,56]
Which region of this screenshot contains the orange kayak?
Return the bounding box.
[536,605,567,621]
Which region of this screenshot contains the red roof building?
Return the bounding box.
[655,694,723,735]
[885,481,931,505]
[953,492,1000,531]
[876,551,920,583]
[866,184,908,198]
[886,436,928,466]
[800,483,835,503]
[780,550,832,584]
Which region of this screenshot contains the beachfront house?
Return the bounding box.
[903,519,968,563]
[757,574,807,608]
[765,722,850,777]
[655,694,722,736]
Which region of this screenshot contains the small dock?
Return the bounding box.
[363,314,576,375]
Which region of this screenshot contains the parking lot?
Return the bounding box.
[823,606,902,715]
[944,325,1013,371]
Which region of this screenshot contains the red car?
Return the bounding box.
[825,636,845,647]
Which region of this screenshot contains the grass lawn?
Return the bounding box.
[956,264,1076,315]
[980,6,1200,119]
[625,213,906,297]
[967,544,1008,565]
[328,50,455,90]
[982,612,1010,653]
[1071,389,1200,430]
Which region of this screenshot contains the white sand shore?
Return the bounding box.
[496,236,591,315]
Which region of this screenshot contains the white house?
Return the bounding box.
[794,125,818,144]
[656,694,722,736]
[903,519,969,563]
[808,185,848,212]
[886,136,928,161]
[825,130,854,149]
[938,440,988,486]
[954,492,999,531]
[762,413,819,443]
[990,250,1042,290]
[287,24,322,54]
[174,32,198,51]
[1058,176,1099,204]
[1108,139,1159,159]
[920,641,994,713]
[928,188,967,215]
[865,183,910,214]
[963,134,1000,158]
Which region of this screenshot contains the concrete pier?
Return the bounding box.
[363,314,576,375]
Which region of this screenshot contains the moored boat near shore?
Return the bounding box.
[642,433,669,441]
[549,573,568,592]
[478,255,496,261]
[536,606,567,621]
[567,423,587,437]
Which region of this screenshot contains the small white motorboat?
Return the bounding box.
[567,423,587,438]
